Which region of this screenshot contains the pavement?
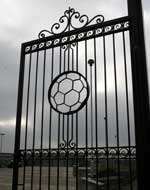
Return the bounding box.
[0,167,137,190]
[0,167,76,190]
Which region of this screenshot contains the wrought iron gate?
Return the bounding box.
[12,4,150,190]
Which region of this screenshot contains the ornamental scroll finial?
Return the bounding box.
[38,7,104,38]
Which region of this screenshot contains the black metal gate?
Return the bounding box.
[13,2,150,190]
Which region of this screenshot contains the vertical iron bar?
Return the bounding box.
[56,126,60,188]
[39,49,46,190]
[69,115,74,146]
[62,116,66,146]
[62,43,66,190]
[66,27,70,189]
[122,31,133,190]
[103,36,109,190]
[85,40,88,190]
[76,42,79,190]
[66,8,71,185]
[62,44,67,149]
[127,1,150,189]
[48,48,54,190]
[72,46,74,71]
[57,46,62,190]
[68,46,70,71]
[112,33,121,190]
[31,51,39,190]
[90,61,93,148]
[12,44,25,190]
[66,115,69,190]
[64,47,66,72]
[93,37,98,189]
[23,53,32,190]
[57,109,60,190]
[69,46,74,149]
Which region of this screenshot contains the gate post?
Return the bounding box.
[12,44,25,190]
[127,0,150,189]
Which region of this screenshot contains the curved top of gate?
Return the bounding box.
[38,7,105,38]
[24,7,130,54]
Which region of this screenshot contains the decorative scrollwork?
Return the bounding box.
[60,150,66,157]
[59,141,76,149]
[46,41,52,47]
[25,46,30,53]
[124,21,129,28]
[59,141,67,149]
[38,7,104,38]
[51,150,57,157]
[109,148,117,157]
[114,23,122,30]
[69,141,76,149]
[69,150,75,157]
[105,25,112,32]
[78,150,85,157]
[32,44,38,50]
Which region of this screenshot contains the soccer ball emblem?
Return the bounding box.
[48,71,90,114]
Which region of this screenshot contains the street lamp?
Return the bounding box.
[0,133,6,153]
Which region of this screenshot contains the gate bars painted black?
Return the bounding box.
[13,4,149,190]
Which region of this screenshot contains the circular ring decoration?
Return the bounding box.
[48,71,90,115]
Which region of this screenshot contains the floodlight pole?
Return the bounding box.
[127,0,150,189]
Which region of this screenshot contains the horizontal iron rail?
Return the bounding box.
[23,16,130,54]
[19,146,136,160]
[19,146,136,151]
[19,146,136,156]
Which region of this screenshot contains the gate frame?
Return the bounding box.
[12,1,150,190]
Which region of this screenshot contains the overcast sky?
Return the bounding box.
[0,0,150,153]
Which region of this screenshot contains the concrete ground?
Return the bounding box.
[0,168,13,190]
[0,167,137,190]
[0,167,76,190]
